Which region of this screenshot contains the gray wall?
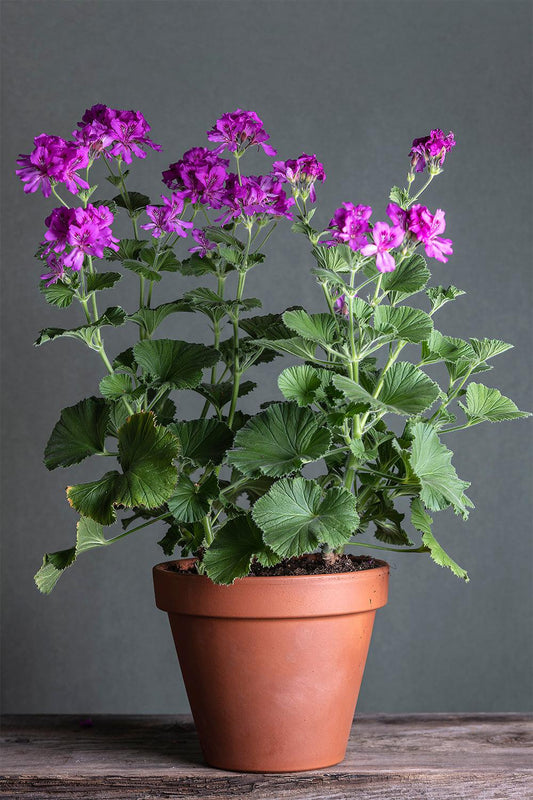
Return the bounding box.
[1,0,532,715]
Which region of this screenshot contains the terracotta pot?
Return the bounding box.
[153,556,389,773]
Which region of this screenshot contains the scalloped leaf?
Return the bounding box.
[278,365,323,406]
[333,363,440,416]
[169,418,233,467]
[226,403,331,477]
[252,477,359,557]
[409,422,473,518]
[134,339,219,390]
[410,498,469,580]
[167,474,219,523]
[44,397,109,470]
[374,306,433,344]
[203,515,277,584]
[459,383,531,423]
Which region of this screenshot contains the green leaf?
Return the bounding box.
[282,309,340,345]
[105,170,129,187]
[254,336,318,362]
[167,474,218,523]
[99,373,133,401]
[44,397,109,470]
[204,225,244,249]
[421,331,475,365]
[75,516,109,554]
[410,498,469,580]
[169,418,233,466]
[40,280,75,308]
[312,244,354,272]
[459,383,531,423]
[179,253,218,275]
[35,306,126,347]
[34,547,77,594]
[381,254,430,300]
[469,338,513,361]
[226,403,331,477]
[105,237,146,262]
[194,380,256,410]
[278,365,323,406]
[409,422,473,517]
[133,339,219,390]
[252,477,359,557]
[333,363,440,416]
[67,471,119,525]
[112,191,150,212]
[389,186,410,208]
[143,247,181,272]
[184,287,261,321]
[67,412,180,524]
[426,285,465,313]
[203,516,277,584]
[86,272,122,292]
[122,259,162,282]
[128,300,192,337]
[311,267,348,290]
[238,311,292,340]
[374,306,433,343]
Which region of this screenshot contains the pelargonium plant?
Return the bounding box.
[19,106,529,592]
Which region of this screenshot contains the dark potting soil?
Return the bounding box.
[171,553,381,577]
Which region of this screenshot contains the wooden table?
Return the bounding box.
[1,714,531,799]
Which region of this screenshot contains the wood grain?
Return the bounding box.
[1,714,531,799]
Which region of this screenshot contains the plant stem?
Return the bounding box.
[407,174,434,207]
[51,186,69,207]
[107,512,173,544]
[227,270,247,428]
[202,515,214,546]
[349,542,428,553]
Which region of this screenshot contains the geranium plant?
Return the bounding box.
[19,107,529,592]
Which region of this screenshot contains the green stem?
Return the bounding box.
[407,174,434,207]
[349,542,428,554]
[202,515,214,546]
[107,512,173,544]
[51,186,69,207]
[227,269,247,429]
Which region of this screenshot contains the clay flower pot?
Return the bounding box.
[153,557,389,773]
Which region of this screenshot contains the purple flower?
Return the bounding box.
[386,202,409,231]
[141,192,193,239]
[189,228,217,257]
[327,203,373,251]
[43,204,119,270]
[217,174,294,224]
[409,129,456,174]
[407,205,453,263]
[74,105,161,163]
[162,147,230,209]
[16,134,90,198]
[40,254,67,286]
[207,109,277,157]
[333,292,349,317]
[271,153,326,202]
[360,221,404,272]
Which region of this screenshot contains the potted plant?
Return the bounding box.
[20,107,529,772]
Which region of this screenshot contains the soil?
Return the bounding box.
[171,553,382,577]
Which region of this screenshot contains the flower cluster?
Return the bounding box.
[271,154,326,202]
[74,104,161,163]
[326,203,373,251]
[387,202,453,262]
[141,193,194,239]
[42,204,119,272]
[207,109,276,157]
[217,174,294,224]
[189,228,217,258]
[16,135,90,198]
[409,129,455,174]
[162,147,230,208]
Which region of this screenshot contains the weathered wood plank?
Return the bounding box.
[1,714,531,799]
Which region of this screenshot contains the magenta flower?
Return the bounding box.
[407,205,453,262]
[16,134,90,198]
[40,254,67,286]
[142,193,193,239]
[43,204,119,270]
[217,174,294,224]
[333,292,349,317]
[327,203,372,251]
[386,202,409,231]
[360,221,404,272]
[207,109,277,157]
[409,129,456,174]
[162,147,230,209]
[189,228,217,257]
[271,154,326,202]
[74,105,161,163]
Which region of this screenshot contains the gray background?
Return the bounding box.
[1,0,532,715]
